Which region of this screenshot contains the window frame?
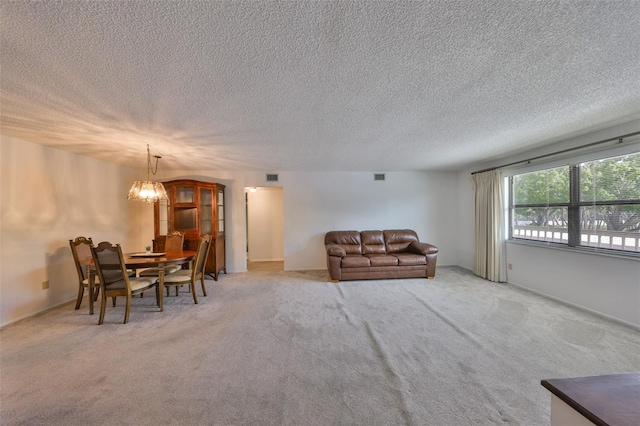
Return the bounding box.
[508,151,640,257]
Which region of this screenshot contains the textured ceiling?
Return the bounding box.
[1,1,639,172]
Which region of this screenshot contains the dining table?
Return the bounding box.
[87,250,196,316]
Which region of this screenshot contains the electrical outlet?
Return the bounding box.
[42,280,50,290]
[508,263,513,270]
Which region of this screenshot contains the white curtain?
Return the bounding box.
[471,169,507,282]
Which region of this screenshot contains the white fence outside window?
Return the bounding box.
[512,225,640,252]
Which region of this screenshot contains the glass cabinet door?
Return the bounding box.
[176,186,195,204]
[200,188,213,235]
[217,188,225,236]
[158,198,169,236]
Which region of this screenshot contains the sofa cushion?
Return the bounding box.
[362,230,386,254]
[324,231,362,255]
[392,253,427,266]
[384,229,419,253]
[341,255,370,268]
[366,254,399,266]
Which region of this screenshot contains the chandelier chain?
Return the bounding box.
[146,144,161,177]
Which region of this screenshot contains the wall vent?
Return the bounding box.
[266,173,279,182]
[374,173,386,181]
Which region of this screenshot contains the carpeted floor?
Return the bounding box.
[1,266,639,425]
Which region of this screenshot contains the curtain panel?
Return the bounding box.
[471,169,506,282]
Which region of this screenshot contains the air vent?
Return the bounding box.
[266,173,279,182]
[374,173,386,181]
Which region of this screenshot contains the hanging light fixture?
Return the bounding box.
[127,144,168,203]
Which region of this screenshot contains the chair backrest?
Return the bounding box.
[193,235,212,276]
[165,232,184,252]
[90,242,130,288]
[69,236,94,282]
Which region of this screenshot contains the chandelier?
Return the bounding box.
[127,144,168,203]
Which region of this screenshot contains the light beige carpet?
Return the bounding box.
[1,266,639,425]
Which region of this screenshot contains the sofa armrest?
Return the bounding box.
[409,241,439,255]
[410,241,438,279]
[326,244,347,257]
[325,244,344,281]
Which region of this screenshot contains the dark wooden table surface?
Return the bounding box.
[541,372,640,426]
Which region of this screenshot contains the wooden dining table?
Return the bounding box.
[87,250,196,315]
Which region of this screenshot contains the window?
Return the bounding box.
[510,152,640,254]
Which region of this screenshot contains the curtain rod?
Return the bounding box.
[470,130,640,175]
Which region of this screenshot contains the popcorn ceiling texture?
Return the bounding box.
[1,1,639,171]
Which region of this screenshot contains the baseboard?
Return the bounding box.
[1,298,75,329]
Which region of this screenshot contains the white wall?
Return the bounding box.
[455,120,640,327]
[507,243,640,326]
[247,187,284,261]
[279,171,458,270]
[456,170,475,271]
[0,136,148,326]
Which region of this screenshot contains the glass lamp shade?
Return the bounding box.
[127,180,168,203]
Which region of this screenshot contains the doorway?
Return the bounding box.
[245,187,284,272]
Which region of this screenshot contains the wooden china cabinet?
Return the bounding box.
[153,179,226,280]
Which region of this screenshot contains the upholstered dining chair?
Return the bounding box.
[164,231,185,251]
[139,232,185,279]
[69,236,98,310]
[163,234,212,303]
[90,242,160,324]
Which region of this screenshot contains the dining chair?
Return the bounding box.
[164,231,185,251]
[90,241,160,324]
[139,232,185,279]
[163,234,212,303]
[69,236,98,310]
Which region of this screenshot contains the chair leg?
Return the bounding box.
[200,277,207,297]
[98,292,107,325]
[124,294,131,324]
[112,297,117,307]
[75,285,84,310]
[93,287,100,301]
[175,285,179,296]
[190,279,198,304]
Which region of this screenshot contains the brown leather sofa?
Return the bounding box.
[324,229,438,282]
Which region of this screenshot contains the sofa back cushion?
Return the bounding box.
[361,230,386,254]
[384,229,419,253]
[324,231,362,254]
